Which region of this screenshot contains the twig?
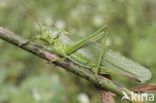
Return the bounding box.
[0,27,134,102]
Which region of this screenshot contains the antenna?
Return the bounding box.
[17,0,42,28]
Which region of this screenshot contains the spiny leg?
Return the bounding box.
[47,57,67,63]
[92,26,109,86]
[65,24,108,85]
[65,24,108,54]
[19,35,48,46]
[48,50,68,63]
[63,24,108,85]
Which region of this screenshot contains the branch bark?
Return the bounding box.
[0,27,134,102]
[97,87,115,103]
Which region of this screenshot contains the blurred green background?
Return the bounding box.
[0,0,156,103]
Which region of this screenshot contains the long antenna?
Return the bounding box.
[17,0,42,28]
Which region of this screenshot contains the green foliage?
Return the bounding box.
[12,75,66,103]
[0,0,155,103]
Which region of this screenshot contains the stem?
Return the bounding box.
[0,27,134,102]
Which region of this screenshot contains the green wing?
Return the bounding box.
[100,47,151,83]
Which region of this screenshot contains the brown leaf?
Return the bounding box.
[131,84,156,93]
[97,87,115,103]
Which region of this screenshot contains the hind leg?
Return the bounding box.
[92,26,109,86]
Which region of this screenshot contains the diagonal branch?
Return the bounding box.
[0,26,134,102]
